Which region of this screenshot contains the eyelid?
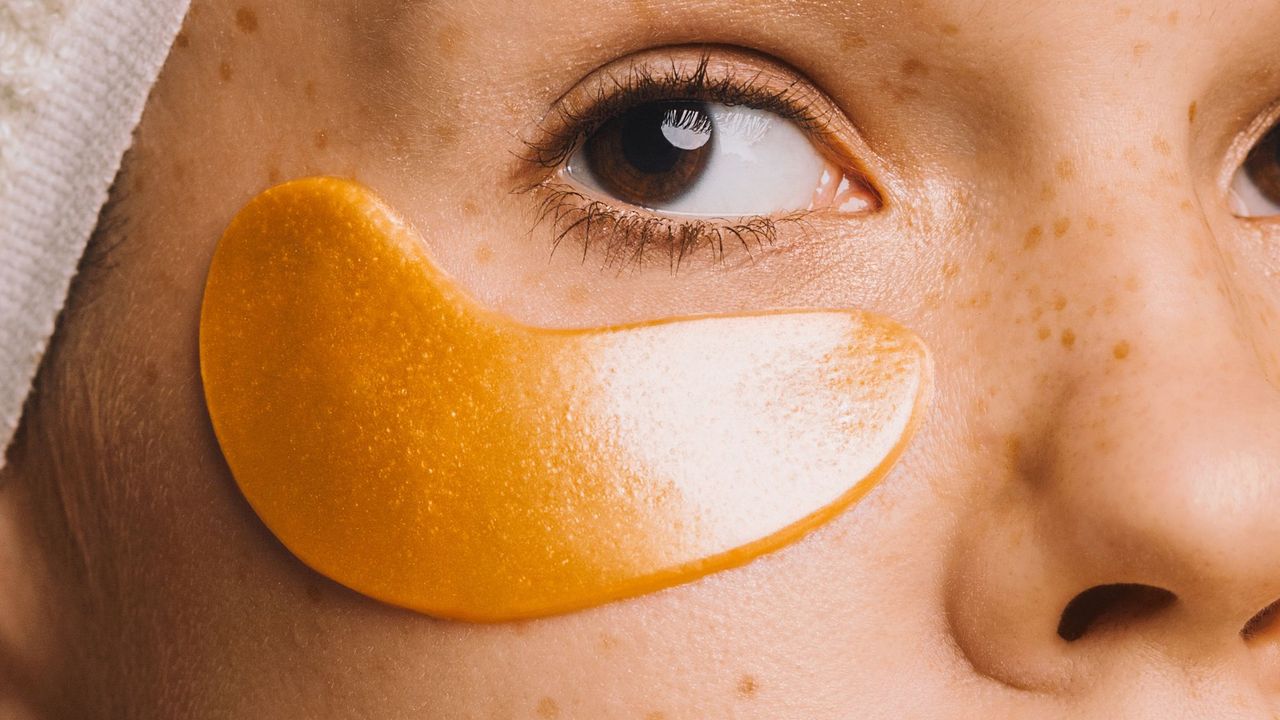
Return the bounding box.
[512,44,883,201]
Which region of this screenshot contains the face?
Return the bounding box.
[7,0,1280,717]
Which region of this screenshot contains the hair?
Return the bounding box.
[4,150,134,574]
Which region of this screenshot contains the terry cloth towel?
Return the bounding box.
[0,0,190,468]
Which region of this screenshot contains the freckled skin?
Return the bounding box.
[235,6,258,33]
[7,0,1280,718]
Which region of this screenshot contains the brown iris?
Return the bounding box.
[1244,124,1280,206]
[584,101,714,207]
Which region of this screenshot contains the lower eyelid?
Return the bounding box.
[527,180,819,271]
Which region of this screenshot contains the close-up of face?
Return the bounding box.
[4,0,1280,717]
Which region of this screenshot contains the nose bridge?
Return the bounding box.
[1024,146,1280,619]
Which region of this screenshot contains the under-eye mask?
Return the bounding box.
[200,177,930,621]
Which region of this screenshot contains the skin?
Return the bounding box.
[3,0,1280,716]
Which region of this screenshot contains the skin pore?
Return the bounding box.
[3,0,1280,717]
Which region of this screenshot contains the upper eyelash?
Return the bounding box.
[518,51,840,175]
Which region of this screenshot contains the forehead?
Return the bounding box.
[400,0,1280,94]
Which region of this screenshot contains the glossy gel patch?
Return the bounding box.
[200,177,929,621]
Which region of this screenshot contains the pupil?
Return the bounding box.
[620,101,712,175]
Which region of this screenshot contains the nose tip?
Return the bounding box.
[1043,366,1280,621]
[945,354,1280,691]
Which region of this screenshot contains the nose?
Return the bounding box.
[945,158,1280,697]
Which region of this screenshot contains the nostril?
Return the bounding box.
[1243,600,1280,641]
[1057,584,1177,642]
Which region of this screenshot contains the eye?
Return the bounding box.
[564,100,873,217]
[1230,122,1280,218]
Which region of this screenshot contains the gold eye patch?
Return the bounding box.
[200,177,929,621]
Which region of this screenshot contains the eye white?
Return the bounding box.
[567,103,826,217]
[1229,163,1280,218]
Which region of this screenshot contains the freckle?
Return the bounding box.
[645,713,668,720]
[303,80,317,101]
[436,24,465,58]
[174,31,190,49]
[737,675,760,699]
[173,162,186,181]
[462,200,480,217]
[965,291,991,309]
[235,6,258,33]
[433,122,460,147]
[475,245,494,264]
[132,174,145,193]
[901,58,928,77]
[942,261,960,278]
[1005,434,1022,469]
[1124,275,1140,292]
[1116,6,1132,19]
[1031,306,1045,321]
[940,22,960,36]
[1132,41,1151,57]
[1039,183,1057,201]
[1061,328,1076,349]
[1053,217,1071,237]
[1166,10,1180,25]
[305,583,323,603]
[1023,224,1043,250]
[1152,135,1171,156]
[1053,294,1068,311]
[1055,158,1075,179]
[841,30,868,50]
[218,61,233,82]
[1179,198,1194,213]
[878,78,920,104]
[536,697,559,718]
[1038,326,1052,340]
[267,166,281,183]
[1188,101,1198,124]
[1085,216,1099,231]
[598,633,620,650]
[1113,340,1131,359]
[313,130,328,150]
[1103,294,1118,314]
[1123,146,1141,167]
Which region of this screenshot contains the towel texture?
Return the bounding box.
[0,0,190,467]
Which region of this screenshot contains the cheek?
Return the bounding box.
[199,177,932,622]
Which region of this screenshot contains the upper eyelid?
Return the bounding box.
[510,44,880,194]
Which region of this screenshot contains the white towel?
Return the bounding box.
[0,0,190,468]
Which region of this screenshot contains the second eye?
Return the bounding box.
[564,100,871,217]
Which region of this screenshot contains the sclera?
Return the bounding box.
[199,177,930,622]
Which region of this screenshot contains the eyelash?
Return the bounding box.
[517,53,841,270]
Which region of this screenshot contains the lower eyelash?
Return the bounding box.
[529,181,812,271]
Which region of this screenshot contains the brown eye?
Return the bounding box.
[580,101,714,207]
[1233,123,1280,217]
[563,99,855,218]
